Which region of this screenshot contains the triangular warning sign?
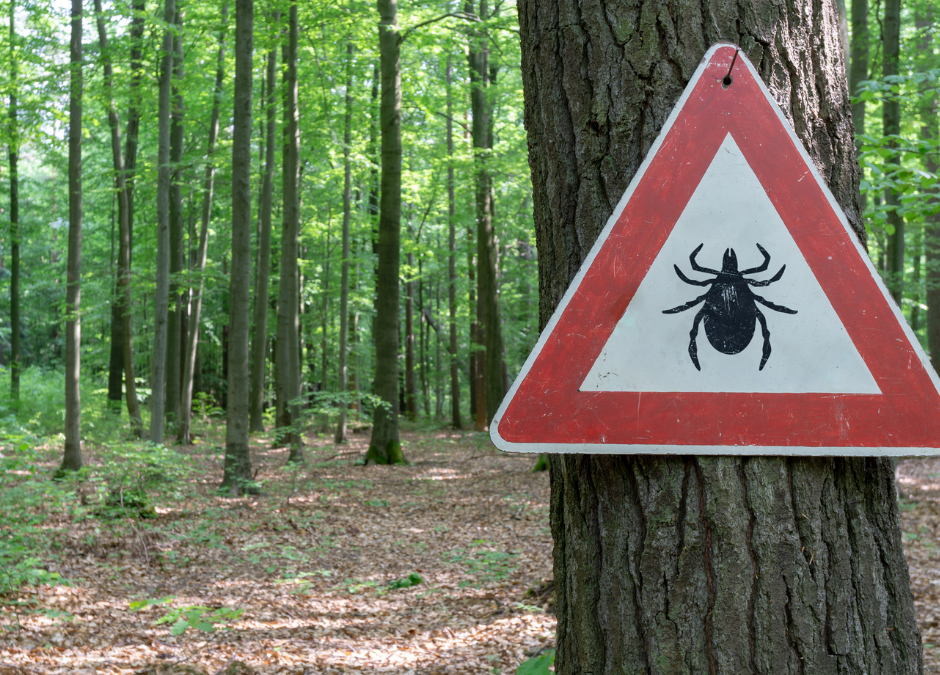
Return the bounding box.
[491,43,940,456]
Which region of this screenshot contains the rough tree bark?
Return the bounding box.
[150,0,175,444]
[335,40,353,444]
[180,0,228,445]
[275,4,303,462]
[62,0,83,472]
[221,0,254,494]
[517,0,923,672]
[367,0,406,465]
[94,0,143,435]
[249,10,276,433]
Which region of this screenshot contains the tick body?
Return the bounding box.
[663,243,797,370]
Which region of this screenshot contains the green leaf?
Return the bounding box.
[517,650,555,675]
[170,618,190,636]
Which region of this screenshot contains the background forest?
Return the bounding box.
[1,0,940,672]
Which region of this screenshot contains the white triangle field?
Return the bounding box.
[579,134,880,394]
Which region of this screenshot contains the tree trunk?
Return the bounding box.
[883,0,903,304]
[8,0,19,403]
[94,0,143,436]
[249,12,276,433]
[62,0,83,472]
[517,0,922,671]
[367,0,405,465]
[150,0,175,444]
[446,55,462,429]
[849,0,868,144]
[221,0,254,495]
[124,0,144,247]
[921,9,940,374]
[180,0,228,445]
[275,3,303,462]
[405,243,417,421]
[166,6,185,434]
[467,0,505,425]
[335,40,353,444]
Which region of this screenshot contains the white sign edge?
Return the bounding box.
[489,42,940,455]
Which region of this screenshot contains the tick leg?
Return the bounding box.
[740,243,771,274]
[673,266,713,287]
[753,293,797,314]
[690,244,720,274]
[663,292,709,314]
[756,309,771,370]
[689,310,705,371]
[747,265,786,286]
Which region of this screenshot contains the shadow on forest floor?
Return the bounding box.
[0,423,555,674]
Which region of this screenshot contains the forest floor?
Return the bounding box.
[1,422,940,674]
[0,423,555,674]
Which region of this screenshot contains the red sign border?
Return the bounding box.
[491,43,940,456]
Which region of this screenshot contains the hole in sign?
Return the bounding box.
[722,75,733,88]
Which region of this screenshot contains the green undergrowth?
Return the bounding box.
[0,424,203,596]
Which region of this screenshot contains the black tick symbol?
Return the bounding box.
[662,243,797,371]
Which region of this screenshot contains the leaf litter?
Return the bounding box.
[4,428,940,673]
[0,426,555,674]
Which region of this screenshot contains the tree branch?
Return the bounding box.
[400,12,479,43]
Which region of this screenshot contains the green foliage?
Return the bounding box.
[445,541,516,587]
[516,650,555,675]
[387,572,423,589]
[131,597,245,636]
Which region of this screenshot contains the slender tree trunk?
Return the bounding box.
[446,55,462,429]
[911,229,922,331]
[180,0,228,445]
[62,0,83,472]
[94,0,143,435]
[921,9,940,373]
[405,241,417,421]
[249,12,276,433]
[467,0,505,425]
[367,0,405,465]
[8,0,19,404]
[221,0,254,495]
[150,0,175,444]
[849,0,868,144]
[335,40,353,444]
[104,0,122,410]
[166,6,186,434]
[124,0,144,245]
[276,3,303,462]
[883,0,904,304]
[519,1,921,671]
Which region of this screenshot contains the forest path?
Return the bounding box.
[2,428,940,673]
